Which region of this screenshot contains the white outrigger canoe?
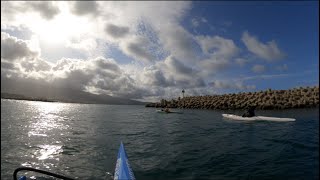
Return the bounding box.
[222,114,295,122]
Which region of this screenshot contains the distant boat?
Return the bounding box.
[156,109,183,114]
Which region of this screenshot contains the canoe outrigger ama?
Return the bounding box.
[13,142,135,180]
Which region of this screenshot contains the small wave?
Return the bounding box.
[61,145,80,155]
[265,138,318,151]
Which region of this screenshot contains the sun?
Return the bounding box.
[18,3,92,45]
[36,13,90,44]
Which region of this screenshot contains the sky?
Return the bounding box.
[1,1,319,102]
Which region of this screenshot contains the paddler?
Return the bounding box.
[242,106,256,117]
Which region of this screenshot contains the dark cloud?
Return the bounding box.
[161,56,206,88]
[126,42,153,62]
[105,24,130,39]
[70,1,99,16]
[142,66,173,87]
[1,2,59,21]
[93,58,121,73]
[27,2,60,20]
[175,77,206,88]
[1,60,16,70]
[20,59,51,72]
[165,56,193,75]
[1,32,39,61]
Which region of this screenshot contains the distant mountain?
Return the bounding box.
[1,77,146,105]
[1,92,146,105]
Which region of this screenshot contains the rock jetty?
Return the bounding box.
[145,86,319,110]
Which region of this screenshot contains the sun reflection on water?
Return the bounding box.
[35,145,63,160]
[25,101,71,161]
[27,101,70,137]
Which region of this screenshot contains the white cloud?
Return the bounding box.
[156,23,197,63]
[252,64,266,73]
[196,35,239,59]
[235,58,249,67]
[195,35,239,76]
[66,38,98,54]
[191,18,200,27]
[241,31,286,61]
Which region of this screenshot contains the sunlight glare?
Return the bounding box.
[20,3,92,45]
[27,101,69,137]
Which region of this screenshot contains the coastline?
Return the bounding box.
[146,86,319,110]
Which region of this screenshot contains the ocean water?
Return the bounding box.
[1,99,319,180]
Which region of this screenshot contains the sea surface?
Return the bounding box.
[1,99,319,180]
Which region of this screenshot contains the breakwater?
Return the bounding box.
[146,86,319,110]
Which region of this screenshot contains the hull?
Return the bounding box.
[114,142,135,180]
[222,114,295,122]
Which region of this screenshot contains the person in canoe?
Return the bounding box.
[161,107,171,113]
[242,106,256,117]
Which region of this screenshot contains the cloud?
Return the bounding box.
[196,35,239,59]
[1,32,258,101]
[191,18,200,27]
[158,56,206,88]
[157,24,197,62]
[4,2,288,101]
[1,32,39,61]
[199,58,231,76]
[66,38,98,54]
[191,17,208,28]
[2,1,195,64]
[201,17,208,23]
[241,31,286,61]
[235,58,249,67]
[69,1,99,16]
[119,36,154,63]
[27,2,60,20]
[1,60,16,70]
[252,64,266,73]
[0,33,145,98]
[195,35,239,75]
[105,23,130,39]
[209,80,256,90]
[140,66,171,87]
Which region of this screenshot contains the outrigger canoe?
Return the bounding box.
[222,114,295,122]
[114,142,135,180]
[156,110,183,114]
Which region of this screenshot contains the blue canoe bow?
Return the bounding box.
[114,142,135,180]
